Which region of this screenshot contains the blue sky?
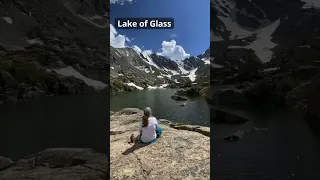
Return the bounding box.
[110,0,210,60]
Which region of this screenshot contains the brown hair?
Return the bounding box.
[142,114,151,127]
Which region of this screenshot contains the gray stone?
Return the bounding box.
[0,148,108,180]
[0,157,13,171]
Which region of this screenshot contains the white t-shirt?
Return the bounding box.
[139,117,158,143]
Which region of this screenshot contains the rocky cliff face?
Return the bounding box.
[209,0,320,111]
[0,0,109,104]
[110,108,210,179]
[110,45,210,94]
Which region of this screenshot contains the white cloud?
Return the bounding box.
[157,40,190,61]
[110,24,130,48]
[110,0,134,5]
[125,37,131,43]
[110,28,190,61]
[170,33,178,38]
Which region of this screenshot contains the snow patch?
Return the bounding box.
[211,63,224,68]
[118,73,124,76]
[178,66,189,74]
[239,59,246,64]
[148,84,169,89]
[163,74,172,79]
[201,58,210,65]
[54,66,107,90]
[140,51,160,69]
[1,17,12,24]
[301,0,320,8]
[160,84,169,88]
[174,79,180,83]
[26,38,43,45]
[126,82,144,90]
[262,67,280,72]
[247,19,280,63]
[111,67,115,69]
[226,19,280,63]
[115,52,121,57]
[157,75,164,79]
[148,85,157,89]
[78,15,108,28]
[217,15,252,39]
[163,67,180,76]
[182,68,198,82]
[299,45,311,48]
[89,15,103,20]
[135,66,150,73]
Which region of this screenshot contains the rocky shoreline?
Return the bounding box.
[0,148,108,180]
[110,108,210,179]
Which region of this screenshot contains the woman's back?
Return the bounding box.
[139,116,158,143]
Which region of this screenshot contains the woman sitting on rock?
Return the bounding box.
[130,107,162,144]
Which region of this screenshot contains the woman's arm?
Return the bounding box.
[155,119,158,130]
[139,121,143,135]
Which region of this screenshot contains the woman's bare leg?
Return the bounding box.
[133,136,139,145]
[129,133,139,144]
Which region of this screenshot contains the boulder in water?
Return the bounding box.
[224,127,268,141]
[171,95,187,101]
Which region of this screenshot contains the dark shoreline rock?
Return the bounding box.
[0,157,13,171]
[0,148,108,180]
[209,89,246,105]
[175,85,209,97]
[224,127,268,141]
[171,95,187,101]
[211,108,249,124]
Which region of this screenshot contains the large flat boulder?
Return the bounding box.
[110,109,210,179]
[171,95,187,101]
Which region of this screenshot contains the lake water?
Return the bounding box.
[210,85,320,179]
[3,85,319,179]
[211,105,320,179]
[0,88,209,160]
[110,88,210,126]
[0,90,110,160]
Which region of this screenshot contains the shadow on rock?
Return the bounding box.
[122,143,149,155]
